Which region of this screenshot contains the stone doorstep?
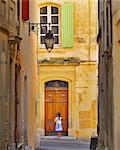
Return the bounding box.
[40,136,90,142]
[40,136,76,140]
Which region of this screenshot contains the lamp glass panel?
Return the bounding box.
[45,39,54,49]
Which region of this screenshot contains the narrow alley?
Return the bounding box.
[1,0,120,150]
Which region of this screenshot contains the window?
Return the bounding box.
[106,1,112,49]
[1,0,6,16]
[40,6,60,47]
[10,0,15,24]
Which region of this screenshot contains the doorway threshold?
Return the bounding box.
[40,136,77,141]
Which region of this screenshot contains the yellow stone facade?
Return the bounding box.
[36,0,98,139]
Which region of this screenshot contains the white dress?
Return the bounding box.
[55,117,63,132]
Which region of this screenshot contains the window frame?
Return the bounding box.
[0,0,6,16]
[40,5,60,48]
[106,1,112,50]
[9,0,16,25]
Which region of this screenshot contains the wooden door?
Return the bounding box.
[45,80,68,135]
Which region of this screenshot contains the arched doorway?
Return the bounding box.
[45,80,68,135]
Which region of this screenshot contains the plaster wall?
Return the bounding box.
[17,0,38,148]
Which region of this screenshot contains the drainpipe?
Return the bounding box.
[15,65,17,150]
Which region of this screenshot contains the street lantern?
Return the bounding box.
[44,30,55,53]
[29,22,54,53]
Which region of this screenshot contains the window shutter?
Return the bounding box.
[62,3,74,48]
[22,0,29,21]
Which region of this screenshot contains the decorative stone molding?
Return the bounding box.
[15,50,21,71]
[37,0,62,6]
[8,35,22,60]
[0,26,9,34]
[38,57,81,65]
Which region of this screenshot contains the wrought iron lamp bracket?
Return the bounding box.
[29,22,54,53]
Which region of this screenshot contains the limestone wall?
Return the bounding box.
[75,63,97,137]
[37,0,98,139]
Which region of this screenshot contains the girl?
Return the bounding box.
[54,112,63,137]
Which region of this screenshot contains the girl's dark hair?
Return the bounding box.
[57,112,61,118]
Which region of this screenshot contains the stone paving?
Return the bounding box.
[36,136,90,150]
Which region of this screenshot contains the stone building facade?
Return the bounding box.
[0,0,19,149]
[36,0,98,142]
[0,0,37,149]
[98,0,120,149]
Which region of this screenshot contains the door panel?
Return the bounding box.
[45,102,54,133]
[59,102,68,132]
[56,90,68,133]
[45,90,55,133]
[45,81,68,135]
